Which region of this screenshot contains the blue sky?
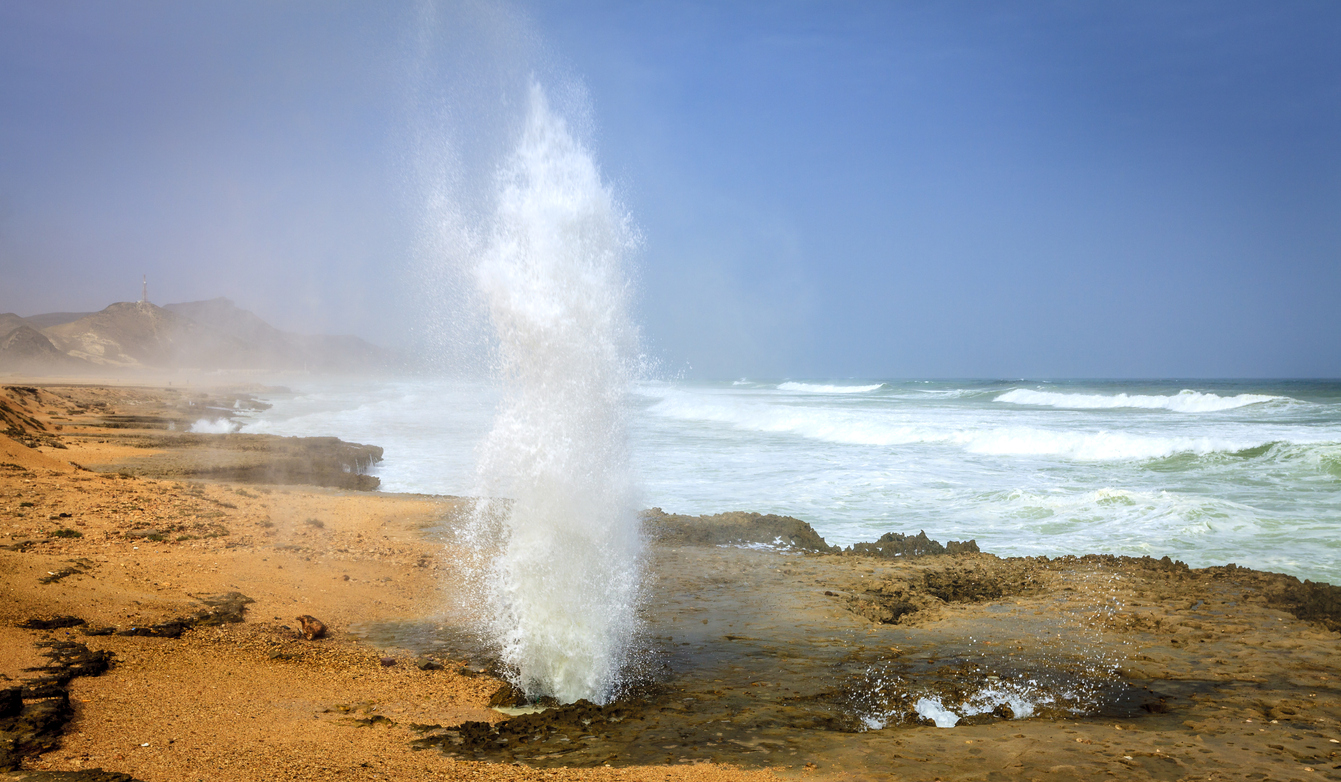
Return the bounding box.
[1,1,1337,377]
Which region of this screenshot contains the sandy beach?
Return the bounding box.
[3,382,1340,781]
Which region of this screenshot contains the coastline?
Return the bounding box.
[2,382,1338,781]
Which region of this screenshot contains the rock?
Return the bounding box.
[845,530,979,558]
[0,688,20,719]
[191,592,254,626]
[488,682,528,708]
[0,641,113,771]
[18,617,85,631]
[415,657,442,671]
[295,615,326,641]
[379,657,397,667]
[0,770,146,780]
[642,508,838,553]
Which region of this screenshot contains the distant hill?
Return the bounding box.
[0,313,31,337]
[0,324,83,372]
[23,312,94,329]
[0,298,396,374]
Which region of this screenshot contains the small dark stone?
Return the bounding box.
[380,657,397,667]
[296,615,327,640]
[415,657,443,671]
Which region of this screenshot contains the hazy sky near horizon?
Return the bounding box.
[1,1,1338,378]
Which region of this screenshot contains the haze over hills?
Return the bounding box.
[0,297,395,374]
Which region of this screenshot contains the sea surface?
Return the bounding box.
[235,378,1341,584]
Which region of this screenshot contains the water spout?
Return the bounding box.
[466,82,642,705]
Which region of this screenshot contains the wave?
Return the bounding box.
[645,393,1328,461]
[893,388,992,400]
[777,382,884,394]
[995,388,1289,413]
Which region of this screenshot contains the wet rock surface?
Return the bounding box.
[1,641,114,771]
[95,434,383,491]
[375,530,1341,776]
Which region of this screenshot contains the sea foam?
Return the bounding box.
[995,388,1287,413]
[777,382,884,394]
[645,392,1271,461]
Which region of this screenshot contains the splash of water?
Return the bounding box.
[468,83,642,704]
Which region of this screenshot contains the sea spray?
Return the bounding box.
[467,83,643,704]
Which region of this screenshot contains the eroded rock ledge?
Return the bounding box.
[642,508,1341,633]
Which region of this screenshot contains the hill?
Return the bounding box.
[0,298,396,374]
[0,324,83,372]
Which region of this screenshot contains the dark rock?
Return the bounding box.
[295,615,326,640]
[37,560,94,585]
[0,770,146,781]
[415,657,442,671]
[0,689,19,719]
[0,693,72,770]
[18,617,85,631]
[845,530,979,558]
[1265,578,1341,633]
[488,682,528,707]
[1,641,113,772]
[114,620,185,639]
[380,657,397,667]
[642,508,838,553]
[191,592,255,626]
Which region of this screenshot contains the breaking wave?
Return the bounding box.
[645,393,1315,461]
[995,388,1289,413]
[777,382,884,394]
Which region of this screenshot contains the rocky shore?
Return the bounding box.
[2,383,1338,781]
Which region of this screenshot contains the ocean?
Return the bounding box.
[236,378,1341,585]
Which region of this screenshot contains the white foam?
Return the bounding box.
[996,388,1287,413]
[961,682,1050,720]
[903,681,1060,729]
[646,393,1269,460]
[777,382,883,394]
[914,697,960,728]
[189,418,237,434]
